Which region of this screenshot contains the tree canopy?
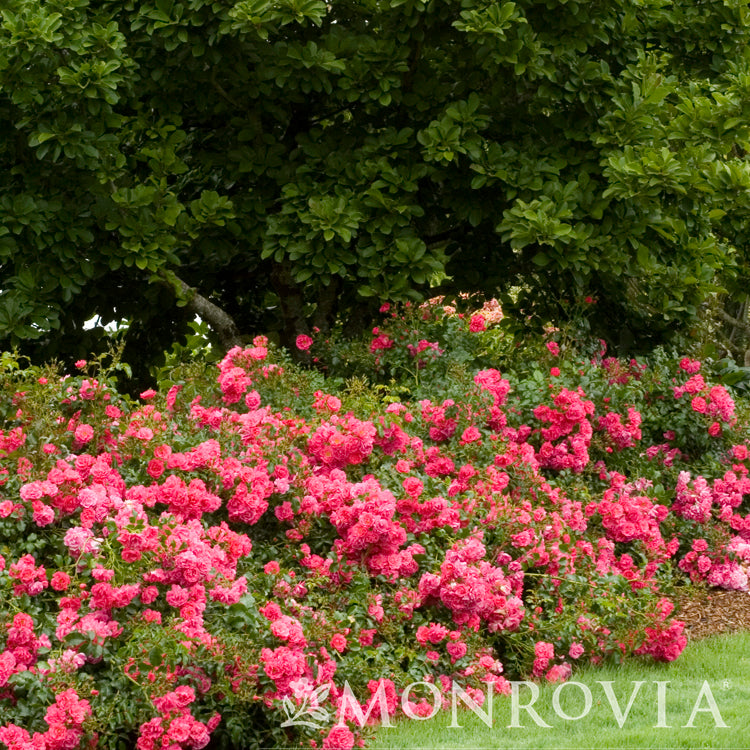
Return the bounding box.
[2,0,750,369]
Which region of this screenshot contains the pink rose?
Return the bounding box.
[330,633,347,653]
[296,334,313,351]
[469,314,486,332]
[447,641,468,661]
[323,726,354,750]
[51,571,71,591]
[74,424,94,444]
[568,643,584,659]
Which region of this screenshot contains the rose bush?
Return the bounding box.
[0,306,748,750]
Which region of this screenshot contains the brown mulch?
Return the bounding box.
[674,587,750,641]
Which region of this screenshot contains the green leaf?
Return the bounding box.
[148,646,164,667]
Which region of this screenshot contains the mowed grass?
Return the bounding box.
[369,632,750,749]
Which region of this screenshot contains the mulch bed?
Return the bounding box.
[674,587,750,641]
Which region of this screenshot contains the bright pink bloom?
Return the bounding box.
[469,314,486,332]
[296,334,313,351]
[74,424,94,444]
[330,633,347,653]
[568,643,585,659]
[679,357,701,374]
[546,663,572,683]
[50,572,71,592]
[323,726,355,750]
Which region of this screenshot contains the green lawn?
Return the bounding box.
[369,632,750,749]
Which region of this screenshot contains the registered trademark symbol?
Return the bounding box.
[723,679,731,690]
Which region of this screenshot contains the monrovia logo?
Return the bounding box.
[280,679,729,730]
[280,680,332,729]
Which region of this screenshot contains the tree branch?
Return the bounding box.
[161,272,244,353]
[717,308,750,335]
[211,69,240,108]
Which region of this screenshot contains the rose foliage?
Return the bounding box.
[0,305,749,749]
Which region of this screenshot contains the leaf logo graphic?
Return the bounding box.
[280,684,332,728]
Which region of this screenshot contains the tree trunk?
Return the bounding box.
[312,277,340,334]
[270,262,310,359]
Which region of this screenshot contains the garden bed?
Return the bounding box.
[0,306,749,750]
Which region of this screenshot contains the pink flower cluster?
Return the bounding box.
[673,472,714,524]
[8,554,49,597]
[418,537,525,632]
[329,477,423,579]
[678,537,750,590]
[597,408,642,450]
[595,473,668,553]
[635,600,687,662]
[419,400,458,443]
[473,369,511,430]
[3,340,745,750]
[674,375,736,432]
[534,388,595,473]
[137,687,219,750]
[216,343,275,404]
[0,614,51,687]
[0,427,26,457]
[307,416,377,469]
[0,689,91,750]
[529,642,572,682]
[370,330,394,354]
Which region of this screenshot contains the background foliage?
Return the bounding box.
[3,0,750,374]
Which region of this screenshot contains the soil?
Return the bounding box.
[674,587,750,641]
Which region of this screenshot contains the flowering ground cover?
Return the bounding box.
[0,302,749,750]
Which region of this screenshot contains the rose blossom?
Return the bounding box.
[296,334,313,351]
